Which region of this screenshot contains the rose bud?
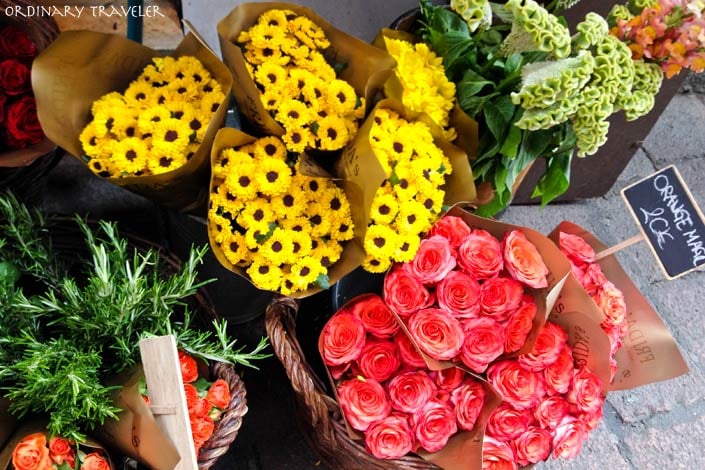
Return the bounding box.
[436,270,481,318]
[357,340,401,383]
[431,367,465,391]
[488,360,546,411]
[504,295,537,354]
[387,370,437,413]
[394,331,426,369]
[413,399,457,453]
[512,427,552,466]
[457,229,503,280]
[49,436,75,467]
[206,378,231,409]
[352,295,400,338]
[459,317,505,373]
[384,267,433,317]
[559,232,596,266]
[429,215,472,247]
[320,312,366,366]
[502,230,549,289]
[482,436,518,470]
[450,379,485,431]
[479,277,523,322]
[595,281,627,330]
[405,235,456,285]
[518,322,568,371]
[81,452,111,470]
[365,414,414,459]
[544,344,575,395]
[338,377,391,431]
[407,308,464,361]
[552,416,587,460]
[567,366,604,415]
[486,403,532,441]
[534,396,570,430]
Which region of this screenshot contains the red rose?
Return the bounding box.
[595,281,627,330]
[12,433,51,470]
[0,59,31,96]
[450,379,485,431]
[0,92,6,126]
[49,436,75,467]
[482,436,517,470]
[551,416,586,459]
[567,366,604,414]
[486,403,532,441]
[352,295,400,338]
[504,295,537,353]
[190,415,215,446]
[320,312,366,366]
[534,396,570,430]
[206,378,231,409]
[579,263,607,297]
[436,270,481,318]
[394,331,426,369]
[518,322,568,371]
[0,26,38,62]
[405,235,456,285]
[384,267,433,317]
[80,452,111,470]
[178,350,199,383]
[429,215,472,247]
[191,398,212,418]
[459,317,505,373]
[559,232,596,266]
[4,95,43,149]
[512,427,552,466]
[357,340,401,382]
[387,370,437,413]
[431,367,465,391]
[407,308,464,361]
[479,277,523,322]
[184,383,199,408]
[502,230,549,288]
[487,360,546,411]
[544,344,574,395]
[457,229,503,280]
[412,399,457,453]
[338,377,391,431]
[365,414,414,459]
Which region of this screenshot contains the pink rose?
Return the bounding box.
[595,281,627,330]
[459,317,505,373]
[534,396,570,430]
[457,229,503,280]
[412,399,457,453]
[502,230,549,289]
[384,267,433,317]
[365,414,414,460]
[486,403,532,441]
[450,379,485,431]
[552,416,586,459]
[567,366,604,415]
[431,367,465,391]
[482,436,517,470]
[352,295,400,338]
[609,356,619,382]
[429,215,473,247]
[579,263,607,297]
[512,427,552,466]
[405,235,456,285]
[407,308,464,361]
[387,370,437,413]
[479,277,523,322]
[394,331,426,369]
[338,378,391,431]
[356,340,401,383]
[544,344,575,395]
[320,312,366,366]
[518,322,568,371]
[577,403,604,431]
[559,232,596,266]
[436,270,481,318]
[487,360,546,411]
[504,295,537,354]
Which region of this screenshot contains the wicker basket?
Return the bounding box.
[265,296,440,470]
[48,219,248,470]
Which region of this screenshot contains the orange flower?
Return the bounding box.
[49,436,75,467]
[206,379,231,409]
[12,433,52,470]
[178,350,199,383]
[190,415,215,447]
[80,452,111,470]
[184,383,199,407]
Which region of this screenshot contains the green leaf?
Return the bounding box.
[0,261,21,286]
[504,53,523,76]
[310,122,320,136]
[316,274,331,290]
[483,101,509,143]
[499,124,522,158]
[422,0,471,36]
[494,94,517,123]
[457,69,495,103]
[193,376,212,396]
[428,30,473,73]
[459,93,497,117]
[532,151,573,206]
[389,170,401,186]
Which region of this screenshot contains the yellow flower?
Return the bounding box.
[282,127,314,153]
[254,62,288,89]
[313,239,343,268]
[260,90,284,112]
[92,108,119,139]
[244,221,275,249]
[255,158,292,197]
[276,99,312,129]
[248,23,288,50]
[137,107,171,133]
[326,80,357,115]
[91,92,126,117]
[244,45,290,67]
[306,201,332,237]
[253,136,288,161]
[287,68,316,95]
[147,149,188,175]
[370,190,399,225]
[153,56,180,80]
[247,260,284,292]
[80,122,112,159]
[362,254,393,274]
[110,114,141,141]
[280,216,310,233]
[151,118,191,157]
[258,9,289,29]
[259,228,297,265]
[301,76,327,107]
[364,224,400,262]
[86,158,118,178]
[111,137,150,175]
[236,198,270,229]
[329,217,354,242]
[314,115,349,151]
[199,92,223,117]
[286,229,313,258]
[281,41,312,62]
[288,256,325,290]
[221,233,251,268]
[208,211,233,245]
[395,200,433,234]
[186,111,210,142]
[124,81,154,106]
[165,101,195,124]
[392,232,421,263]
[224,161,259,200]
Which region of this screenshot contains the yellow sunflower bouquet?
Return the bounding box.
[208,128,361,297]
[217,2,395,148]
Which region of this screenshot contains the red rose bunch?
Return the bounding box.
[11,432,111,470]
[320,294,487,460]
[384,216,549,373]
[0,25,44,151]
[141,350,231,457]
[558,232,628,381]
[482,321,605,468]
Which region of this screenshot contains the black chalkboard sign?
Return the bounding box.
[622,165,705,279]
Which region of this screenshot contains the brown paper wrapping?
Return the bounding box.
[549,221,689,391]
[318,293,502,470]
[0,400,18,451]
[94,367,180,470]
[217,2,396,136]
[0,420,114,469]
[31,30,232,211]
[207,127,366,299]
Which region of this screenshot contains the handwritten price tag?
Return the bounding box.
[621,165,705,279]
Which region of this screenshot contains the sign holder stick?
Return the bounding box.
[595,234,644,261]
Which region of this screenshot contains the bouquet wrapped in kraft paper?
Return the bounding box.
[31,30,232,212]
[216,2,395,140]
[549,221,688,391]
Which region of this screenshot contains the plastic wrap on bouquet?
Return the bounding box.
[216,2,395,137]
[549,221,688,391]
[31,31,232,212]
